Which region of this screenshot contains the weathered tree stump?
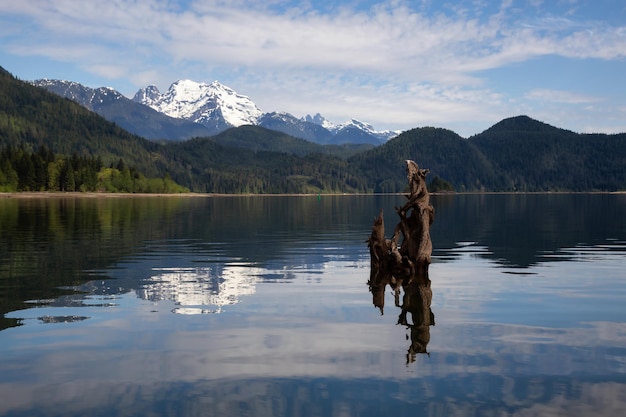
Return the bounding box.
[367,160,435,360]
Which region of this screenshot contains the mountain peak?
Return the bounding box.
[303,113,335,130]
[134,79,262,128]
[132,85,161,105]
[337,118,375,132]
[484,115,564,134]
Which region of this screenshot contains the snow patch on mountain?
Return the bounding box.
[133,79,262,128]
[305,114,399,142]
[132,85,161,106]
[31,79,124,109]
[334,119,377,134]
[303,113,335,130]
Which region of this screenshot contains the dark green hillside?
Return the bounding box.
[207,125,374,159]
[348,127,506,192]
[470,115,626,191]
[324,143,377,159]
[162,136,369,193]
[206,125,329,156]
[0,67,165,177]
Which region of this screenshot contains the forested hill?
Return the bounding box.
[1,65,625,193]
[348,127,507,192]
[0,67,166,178]
[468,115,626,191]
[350,118,626,192]
[205,125,374,159]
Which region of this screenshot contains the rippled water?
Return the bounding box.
[0,193,625,416]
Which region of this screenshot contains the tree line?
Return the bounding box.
[0,145,188,193]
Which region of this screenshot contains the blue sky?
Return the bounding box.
[1,0,625,137]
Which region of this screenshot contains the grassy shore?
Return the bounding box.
[0,191,343,199]
[0,192,212,199]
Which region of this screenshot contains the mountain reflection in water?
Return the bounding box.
[139,265,260,314]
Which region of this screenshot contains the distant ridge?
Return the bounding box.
[31,76,399,145]
[256,112,334,144]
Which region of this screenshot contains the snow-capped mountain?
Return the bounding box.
[301,114,399,144]
[32,79,125,110]
[133,79,397,144]
[303,113,335,130]
[31,79,214,140]
[32,77,398,145]
[257,112,334,144]
[258,112,398,145]
[133,84,160,104]
[133,80,262,131]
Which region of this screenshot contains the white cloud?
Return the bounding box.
[6,0,623,79]
[0,0,625,135]
[525,88,602,104]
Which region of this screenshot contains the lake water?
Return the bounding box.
[1,193,625,417]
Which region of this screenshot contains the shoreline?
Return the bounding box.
[1,190,624,199]
[0,192,215,199]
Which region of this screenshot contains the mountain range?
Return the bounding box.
[30,79,215,141]
[31,78,399,145]
[2,65,625,194]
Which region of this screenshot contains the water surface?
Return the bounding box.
[1,193,625,416]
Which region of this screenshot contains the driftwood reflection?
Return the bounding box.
[398,272,434,360]
[367,160,435,363]
[368,259,435,362]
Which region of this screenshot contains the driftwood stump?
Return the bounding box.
[367,160,435,361]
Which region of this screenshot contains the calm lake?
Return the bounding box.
[1,193,625,417]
